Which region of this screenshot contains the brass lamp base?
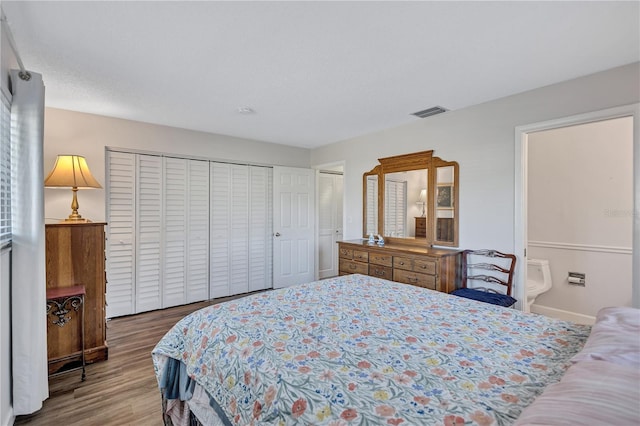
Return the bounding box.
[61,187,92,223]
[61,217,93,223]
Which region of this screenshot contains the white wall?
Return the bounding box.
[310,62,640,297]
[528,117,633,319]
[43,108,311,223]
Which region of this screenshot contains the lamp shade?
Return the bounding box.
[419,189,427,202]
[44,155,101,223]
[44,155,102,189]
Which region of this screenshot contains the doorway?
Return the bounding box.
[515,104,639,321]
[317,166,344,279]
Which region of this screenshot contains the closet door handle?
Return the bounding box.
[274,232,281,237]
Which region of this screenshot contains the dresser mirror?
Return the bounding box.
[362,150,459,247]
[383,169,428,238]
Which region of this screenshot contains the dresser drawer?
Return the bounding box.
[393,269,436,290]
[413,258,437,275]
[339,247,353,259]
[370,253,392,267]
[393,256,413,271]
[353,250,369,263]
[339,259,368,275]
[368,265,393,280]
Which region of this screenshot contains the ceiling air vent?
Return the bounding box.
[411,106,448,118]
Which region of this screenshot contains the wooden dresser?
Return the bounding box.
[337,240,460,293]
[45,222,108,374]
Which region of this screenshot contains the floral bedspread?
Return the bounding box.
[152,274,590,425]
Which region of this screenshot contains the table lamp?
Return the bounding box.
[417,188,427,217]
[44,155,102,223]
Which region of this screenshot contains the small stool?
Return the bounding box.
[46,285,86,381]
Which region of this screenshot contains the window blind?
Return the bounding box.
[0,93,11,249]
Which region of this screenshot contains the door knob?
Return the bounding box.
[274,232,281,237]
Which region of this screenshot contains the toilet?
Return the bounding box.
[526,258,552,312]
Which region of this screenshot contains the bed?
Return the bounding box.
[152,274,595,425]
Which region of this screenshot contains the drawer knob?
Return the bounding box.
[399,261,405,265]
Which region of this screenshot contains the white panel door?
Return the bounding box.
[186,160,210,303]
[318,173,343,279]
[210,162,231,298]
[136,154,163,313]
[163,157,187,308]
[249,166,273,292]
[106,151,136,317]
[273,166,315,288]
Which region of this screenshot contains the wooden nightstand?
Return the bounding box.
[45,222,108,376]
[46,285,86,381]
[415,217,426,238]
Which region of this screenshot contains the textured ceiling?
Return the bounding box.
[2,1,639,148]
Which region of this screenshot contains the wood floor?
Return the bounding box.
[14,297,240,425]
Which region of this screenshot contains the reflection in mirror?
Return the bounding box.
[383,170,428,238]
[362,150,458,247]
[364,174,378,235]
[435,165,455,244]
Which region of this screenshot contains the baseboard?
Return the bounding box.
[531,304,596,325]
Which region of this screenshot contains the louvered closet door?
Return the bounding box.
[249,166,273,292]
[230,165,249,295]
[210,163,231,298]
[163,157,187,308]
[210,163,251,298]
[136,154,163,313]
[366,175,378,235]
[385,180,407,238]
[186,160,210,303]
[106,151,136,317]
[210,163,268,298]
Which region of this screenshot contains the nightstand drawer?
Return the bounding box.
[393,269,436,290]
[369,265,393,280]
[370,253,392,267]
[339,259,368,275]
[413,258,437,275]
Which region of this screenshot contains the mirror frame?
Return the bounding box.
[362,150,459,247]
